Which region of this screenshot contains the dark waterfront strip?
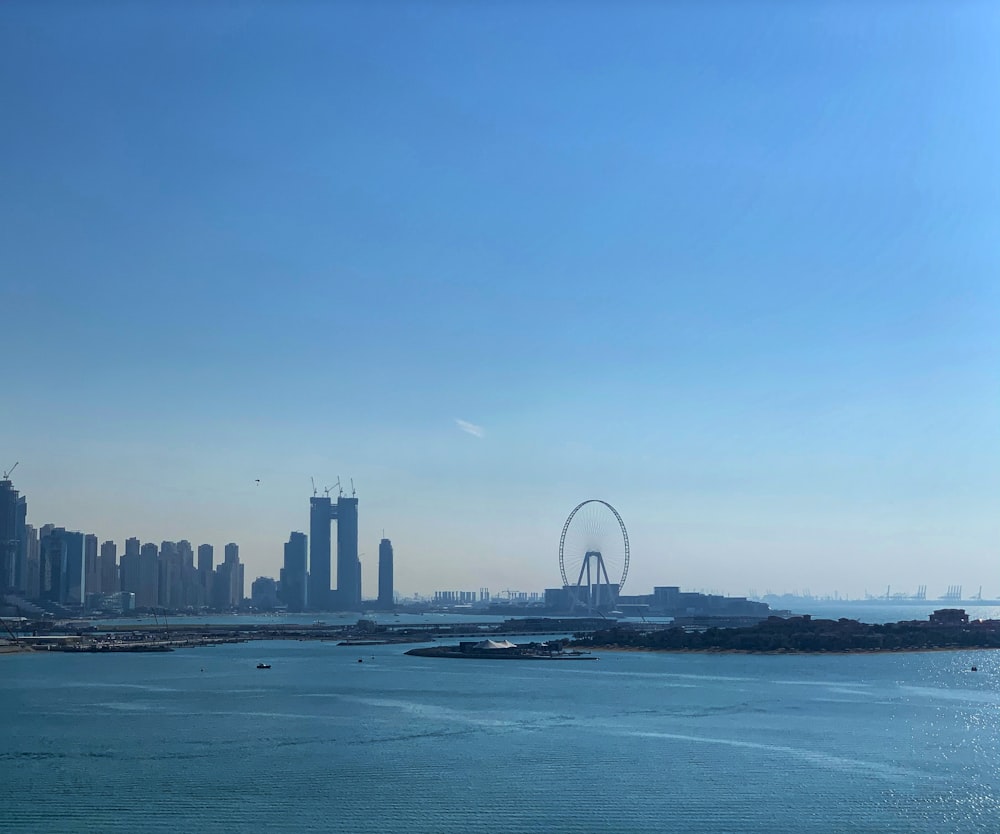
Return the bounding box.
[8,610,997,656]
[571,610,1000,654]
[2,617,595,654]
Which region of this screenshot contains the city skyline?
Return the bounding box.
[3,3,998,598]
[5,466,1000,602]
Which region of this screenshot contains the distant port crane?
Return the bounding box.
[558,499,630,611]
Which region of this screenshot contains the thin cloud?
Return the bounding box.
[455,419,485,438]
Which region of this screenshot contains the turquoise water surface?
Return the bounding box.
[3,640,1000,833]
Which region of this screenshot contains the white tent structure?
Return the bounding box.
[474,639,517,650]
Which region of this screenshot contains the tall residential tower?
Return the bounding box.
[308,496,333,610]
[378,537,394,610]
[281,532,308,612]
[335,495,360,611]
[0,475,26,592]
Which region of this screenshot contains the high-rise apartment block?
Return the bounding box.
[281,531,308,612]
[22,524,40,598]
[2,467,301,616]
[197,543,214,573]
[197,543,214,605]
[39,528,86,606]
[0,474,26,592]
[250,576,278,609]
[378,537,394,610]
[137,543,159,608]
[336,496,360,611]
[119,544,140,601]
[100,540,118,593]
[84,534,99,596]
[308,496,333,610]
[213,542,243,608]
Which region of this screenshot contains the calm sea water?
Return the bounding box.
[4,640,1000,833]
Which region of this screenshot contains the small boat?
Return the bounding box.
[257,662,271,669]
[357,658,363,663]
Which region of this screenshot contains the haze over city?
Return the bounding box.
[3,3,998,598]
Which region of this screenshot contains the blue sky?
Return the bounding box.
[3,1,998,598]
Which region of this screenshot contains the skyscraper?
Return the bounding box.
[119,543,140,603]
[307,490,362,611]
[214,543,243,609]
[100,540,118,593]
[197,544,214,607]
[225,543,242,603]
[0,475,24,592]
[137,543,159,609]
[13,489,26,593]
[281,531,308,612]
[64,530,85,606]
[84,534,100,597]
[308,496,333,610]
[177,540,197,608]
[39,528,85,606]
[39,529,65,603]
[378,537,394,610]
[23,524,40,599]
[197,543,214,574]
[335,495,360,610]
[159,541,179,608]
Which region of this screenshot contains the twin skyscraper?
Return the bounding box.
[280,491,394,612]
[309,493,360,611]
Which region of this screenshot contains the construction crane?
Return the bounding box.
[3,461,18,480]
[335,477,343,498]
[310,477,318,497]
[350,478,356,498]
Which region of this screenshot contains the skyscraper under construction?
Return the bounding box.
[307,488,361,611]
[335,495,360,611]
[308,495,333,610]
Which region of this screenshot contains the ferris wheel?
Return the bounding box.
[558,499,630,610]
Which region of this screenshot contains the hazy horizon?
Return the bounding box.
[4,2,998,599]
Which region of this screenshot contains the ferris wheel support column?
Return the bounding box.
[599,554,613,606]
[574,557,589,609]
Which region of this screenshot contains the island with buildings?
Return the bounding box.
[572,609,1000,654]
[405,638,596,661]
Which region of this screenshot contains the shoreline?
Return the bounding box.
[6,638,990,658]
[582,644,999,656]
[0,644,35,655]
